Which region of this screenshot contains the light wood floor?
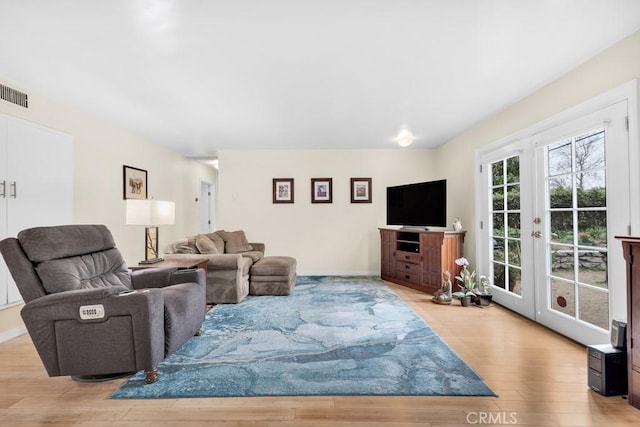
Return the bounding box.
[1,282,639,426]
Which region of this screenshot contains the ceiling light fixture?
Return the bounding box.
[395,128,414,147]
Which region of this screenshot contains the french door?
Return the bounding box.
[480,142,536,320]
[479,100,630,345]
[532,102,629,344]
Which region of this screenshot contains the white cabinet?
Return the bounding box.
[1,114,73,307]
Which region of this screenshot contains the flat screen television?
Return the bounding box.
[386,179,447,228]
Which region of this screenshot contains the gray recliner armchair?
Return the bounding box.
[0,224,206,384]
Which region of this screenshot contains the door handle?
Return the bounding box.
[10,181,17,198]
[0,180,5,198]
[531,231,542,238]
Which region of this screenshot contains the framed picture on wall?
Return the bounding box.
[350,177,372,203]
[273,178,294,203]
[123,165,148,199]
[311,178,332,203]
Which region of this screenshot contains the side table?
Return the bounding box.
[129,257,209,273]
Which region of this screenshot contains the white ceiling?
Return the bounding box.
[2,1,640,157]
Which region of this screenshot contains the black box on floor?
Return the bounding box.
[587,344,627,396]
[611,319,627,350]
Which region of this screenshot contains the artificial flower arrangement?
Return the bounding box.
[451,257,477,299]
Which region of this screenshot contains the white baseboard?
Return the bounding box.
[297,271,379,276]
[0,325,27,343]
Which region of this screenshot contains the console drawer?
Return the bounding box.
[397,261,421,276]
[396,261,421,284]
[396,251,420,264]
[396,270,420,284]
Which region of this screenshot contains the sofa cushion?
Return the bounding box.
[175,244,198,254]
[220,230,253,254]
[195,235,219,254]
[172,237,199,254]
[250,256,296,277]
[204,232,226,254]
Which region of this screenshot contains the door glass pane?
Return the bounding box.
[545,128,608,329]
[507,240,521,265]
[575,130,605,174]
[508,213,521,238]
[489,155,521,297]
[577,250,607,289]
[550,244,574,280]
[550,211,573,244]
[577,211,607,248]
[577,171,605,208]
[493,263,505,290]
[507,184,520,209]
[508,266,521,295]
[492,161,504,185]
[493,212,504,230]
[548,140,572,176]
[578,285,609,329]
[551,278,575,317]
[493,187,504,210]
[549,178,572,208]
[506,157,519,183]
[493,238,505,263]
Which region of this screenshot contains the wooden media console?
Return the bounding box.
[379,228,466,294]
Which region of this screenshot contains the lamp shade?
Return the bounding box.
[126,200,175,226]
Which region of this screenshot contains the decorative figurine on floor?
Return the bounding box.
[432,270,452,305]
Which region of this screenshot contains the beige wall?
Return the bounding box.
[214,29,640,275]
[0,77,216,336]
[433,29,640,267]
[2,28,640,337]
[217,149,439,274]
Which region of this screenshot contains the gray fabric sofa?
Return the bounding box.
[163,230,265,304]
[0,224,206,384]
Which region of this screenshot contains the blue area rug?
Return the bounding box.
[111,276,496,398]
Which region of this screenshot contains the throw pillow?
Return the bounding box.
[174,237,199,254]
[175,245,198,254]
[205,231,226,253]
[220,230,253,254]
[195,235,219,254]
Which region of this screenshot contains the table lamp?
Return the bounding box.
[126,199,175,264]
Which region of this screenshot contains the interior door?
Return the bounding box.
[200,180,213,233]
[5,117,73,305]
[532,101,629,345]
[0,117,8,305]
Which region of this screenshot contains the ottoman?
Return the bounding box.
[250,256,297,295]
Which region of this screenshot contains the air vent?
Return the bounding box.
[0,83,28,108]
